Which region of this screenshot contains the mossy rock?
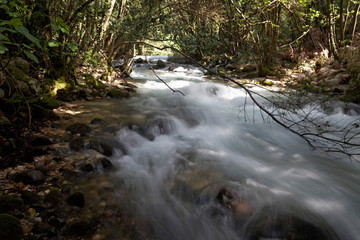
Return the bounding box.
[39,96,61,110]
[6,65,29,82]
[0,214,23,240]
[83,74,106,90]
[106,88,131,98]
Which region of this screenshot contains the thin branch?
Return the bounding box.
[144,54,185,97]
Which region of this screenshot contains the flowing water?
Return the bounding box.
[67,57,360,239]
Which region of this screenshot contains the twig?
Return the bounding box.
[144,54,185,96]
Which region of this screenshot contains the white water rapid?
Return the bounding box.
[104,57,360,240]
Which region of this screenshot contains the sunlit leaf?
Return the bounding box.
[24,50,39,63]
[48,40,61,47]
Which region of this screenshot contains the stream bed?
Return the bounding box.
[57,58,360,240]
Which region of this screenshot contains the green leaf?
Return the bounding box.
[0,27,17,33]
[9,18,22,28]
[15,25,41,49]
[0,44,8,54]
[24,50,39,63]
[48,40,61,47]
[0,20,9,26]
[0,33,9,41]
[66,42,78,52]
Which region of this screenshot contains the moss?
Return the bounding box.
[83,74,106,90]
[39,96,61,109]
[261,66,276,76]
[262,80,274,86]
[0,214,23,240]
[106,88,131,98]
[50,76,71,96]
[6,65,29,82]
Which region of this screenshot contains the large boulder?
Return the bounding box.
[153,60,166,69]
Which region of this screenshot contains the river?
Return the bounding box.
[65,57,360,239]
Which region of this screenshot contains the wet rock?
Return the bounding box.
[89,141,113,157]
[80,163,94,172]
[62,221,92,237]
[90,118,105,125]
[14,170,45,186]
[0,196,23,213]
[21,191,41,205]
[66,192,85,208]
[47,216,66,228]
[43,190,63,207]
[66,123,91,136]
[34,158,57,172]
[69,136,86,151]
[30,136,53,146]
[153,59,166,69]
[0,214,23,240]
[216,187,252,225]
[98,158,113,170]
[144,117,177,140]
[343,103,360,116]
[32,222,56,236]
[135,58,145,63]
[245,207,333,240]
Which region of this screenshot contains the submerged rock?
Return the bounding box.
[98,157,113,171]
[245,206,334,240]
[90,118,105,125]
[89,140,113,157]
[80,163,95,173]
[69,137,87,151]
[66,123,92,136]
[30,136,53,146]
[66,192,85,208]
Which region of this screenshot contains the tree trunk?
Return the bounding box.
[351,3,360,45]
[101,0,117,42]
